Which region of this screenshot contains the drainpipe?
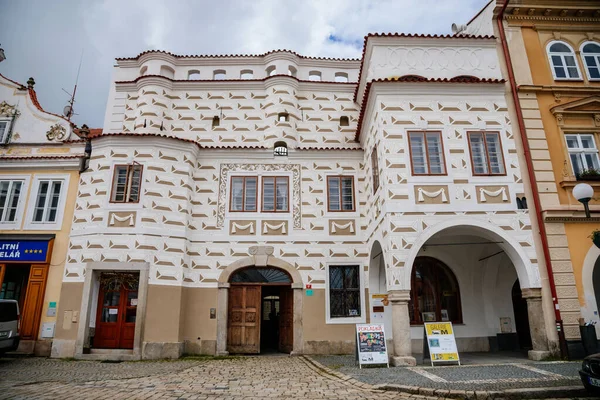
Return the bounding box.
[497,0,568,359]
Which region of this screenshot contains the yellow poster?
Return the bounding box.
[425,322,453,336]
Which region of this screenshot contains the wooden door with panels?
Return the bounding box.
[227,285,261,354]
[278,286,293,353]
[94,276,138,349]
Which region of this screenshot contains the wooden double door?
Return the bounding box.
[227,284,293,354]
[94,278,138,349]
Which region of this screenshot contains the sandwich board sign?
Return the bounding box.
[424,322,460,366]
[356,323,389,368]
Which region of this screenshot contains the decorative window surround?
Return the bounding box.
[325,262,366,324]
[547,41,582,81]
[581,41,600,81]
[0,118,12,144]
[218,163,301,229]
[24,174,70,231]
[0,175,30,230]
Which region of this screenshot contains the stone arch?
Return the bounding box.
[216,246,303,355]
[581,244,600,328]
[403,218,539,290]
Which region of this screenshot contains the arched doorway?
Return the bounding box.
[368,240,392,334]
[216,246,304,356]
[227,267,293,354]
[593,257,600,316]
[512,279,532,351]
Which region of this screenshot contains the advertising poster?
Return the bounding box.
[356,323,389,368]
[424,322,460,366]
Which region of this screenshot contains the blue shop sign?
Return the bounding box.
[0,241,49,262]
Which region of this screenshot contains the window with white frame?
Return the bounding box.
[468,131,506,175]
[328,265,361,318]
[0,119,11,144]
[32,180,63,223]
[111,164,143,203]
[408,131,446,175]
[0,180,24,223]
[565,134,600,176]
[581,42,600,81]
[547,41,581,80]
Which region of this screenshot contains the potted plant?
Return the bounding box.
[577,168,600,181]
[591,229,600,249]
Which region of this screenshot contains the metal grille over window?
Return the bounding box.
[273,141,288,157]
[111,164,143,203]
[329,265,360,318]
[0,181,22,223]
[230,268,292,283]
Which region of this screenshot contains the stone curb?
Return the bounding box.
[303,356,590,400]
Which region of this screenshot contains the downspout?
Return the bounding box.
[497,0,568,359]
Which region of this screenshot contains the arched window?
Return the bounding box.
[240,69,254,79]
[274,141,288,156]
[277,112,289,122]
[288,66,297,77]
[266,65,277,77]
[187,70,200,80]
[547,41,581,80]
[160,65,175,79]
[308,71,321,81]
[340,116,349,126]
[213,69,226,80]
[230,267,291,283]
[581,41,600,81]
[408,256,462,325]
[334,72,349,82]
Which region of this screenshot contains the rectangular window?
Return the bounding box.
[327,176,355,211]
[262,177,288,212]
[371,146,379,194]
[408,131,446,175]
[111,164,143,203]
[230,176,257,212]
[33,180,63,223]
[0,181,23,223]
[329,265,361,318]
[566,134,600,176]
[0,120,11,144]
[468,132,506,175]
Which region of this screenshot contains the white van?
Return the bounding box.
[0,299,20,354]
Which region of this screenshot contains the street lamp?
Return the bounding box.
[573,183,594,218]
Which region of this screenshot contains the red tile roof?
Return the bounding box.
[116,49,360,62]
[0,154,84,161]
[354,76,505,141]
[115,74,356,85]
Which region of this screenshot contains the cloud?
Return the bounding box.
[0,0,487,127]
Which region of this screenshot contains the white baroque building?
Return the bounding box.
[52,33,554,364]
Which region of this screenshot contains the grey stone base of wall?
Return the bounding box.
[14,339,52,356]
[303,340,355,354]
[183,339,217,355]
[50,339,76,358]
[142,342,184,359]
[412,336,490,354]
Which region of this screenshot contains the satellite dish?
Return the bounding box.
[451,23,467,34]
[63,105,74,118]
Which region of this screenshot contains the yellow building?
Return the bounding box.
[497,0,600,357]
[0,74,88,355]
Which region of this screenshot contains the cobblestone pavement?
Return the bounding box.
[0,355,424,399]
[312,355,583,392]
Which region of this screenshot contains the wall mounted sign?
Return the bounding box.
[0,240,50,262]
[356,323,389,368]
[305,289,314,296]
[424,322,460,366]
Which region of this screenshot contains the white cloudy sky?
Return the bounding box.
[0,0,487,127]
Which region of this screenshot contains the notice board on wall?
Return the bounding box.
[424,322,460,366]
[356,323,389,368]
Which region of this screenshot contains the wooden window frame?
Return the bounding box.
[229,176,258,213]
[407,131,447,176]
[261,176,289,213]
[371,145,379,194]
[326,175,356,212]
[110,164,144,204]
[467,131,507,176]
[409,257,463,326]
[328,265,361,319]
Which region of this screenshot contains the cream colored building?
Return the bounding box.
[52,33,554,363]
[0,74,87,355]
